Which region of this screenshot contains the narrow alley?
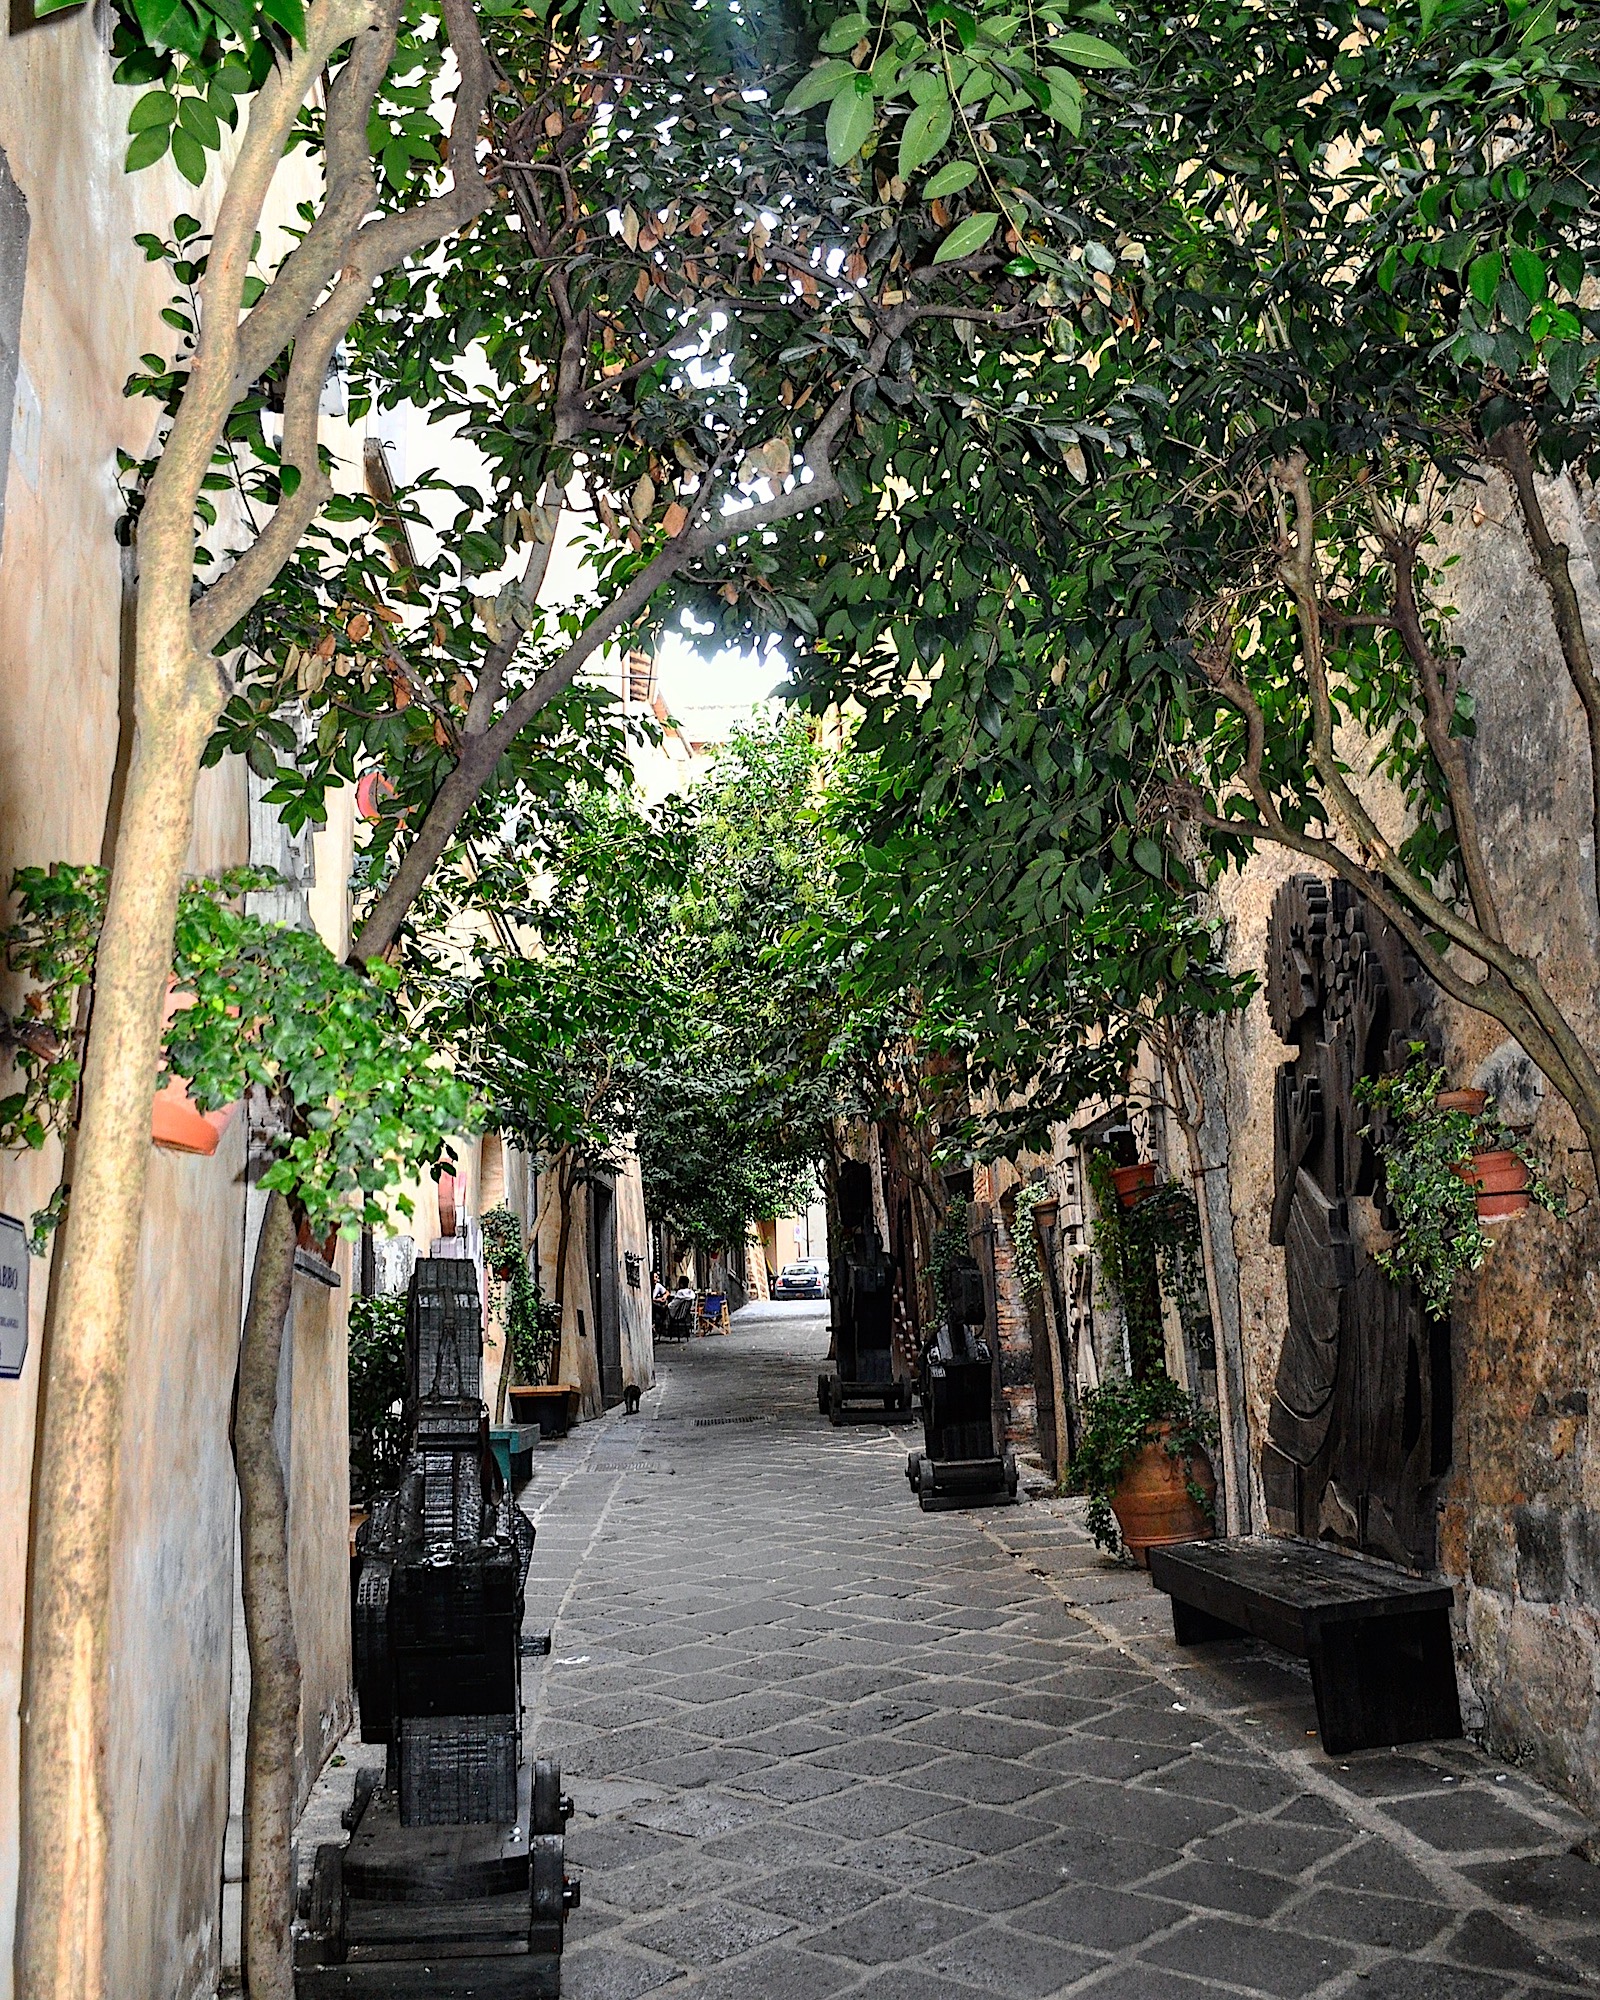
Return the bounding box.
[480,1304,1600,2000]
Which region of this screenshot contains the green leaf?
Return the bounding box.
[782,59,858,113]
[128,89,177,133]
[924,158,978,198]
[897,97,952,179]
[125,125,173,172]
[129,0,188,48]
[1048,30,1128,67]
[932,209,999,263]
[261,0,307,42]
[1041,65,1082,131]
[1509,245,1546,303]
[818,12,870,51]
[1133,836,1164,878]
[279,464,302,499]
[1467,251,1501,307]
[170,124,208,185]
[1548,341,1587,407]
[178,94,222,149]
[826,78,876,165]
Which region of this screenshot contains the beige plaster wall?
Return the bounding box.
[0,14,339,1993]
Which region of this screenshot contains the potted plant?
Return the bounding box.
[1109,1161,1158,1207]
[1075,1371,1219,1565]
[1356,1050,1564,1314]
[481,1204,524,1282]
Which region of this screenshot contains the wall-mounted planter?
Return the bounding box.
[1109,1162,1157,1209]
[1436,1087,1488,1116]
[151,983,238,1155]
[1454,1148,1531,1223]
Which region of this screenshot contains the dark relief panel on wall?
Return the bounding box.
[0,145,29,561]
[1263,874,1454,1572]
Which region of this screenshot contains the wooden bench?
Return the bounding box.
[1147,1537,1462,1756]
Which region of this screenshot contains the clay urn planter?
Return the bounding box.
[150,983,239,1156]
[1110,1162,1157,1209]
[1110,1422,1218,1567]
[1454,1148,1531,1222]
[1436,1086,1488,1116]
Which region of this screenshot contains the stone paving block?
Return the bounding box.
[1314,1835,1444,1899]
[682,1940,858,2000]
[1011,1882,1188,1952]
[918,1752,1057,1807]
[1140,1913,1354,1994]
[816,1889,974,1963]
[1147,1859,1300,1919]
[1386,1785,1570,1854]
[1295,1883,1455,1950]
[918,1802,1042,1856]
[622,1896,795,1965]
[1463,1851,1600,1921]
[559,1944,683,2000]
[788,1781,929,1838]
[919,1915,1102,1996]
[1026,1826,1178,1887]
[732,1860,889,1925]
[1443,1908,1587,1986]
[1348,1963,1535,1999]
[809,1734,936,1778]
[934,1853,1069,1913]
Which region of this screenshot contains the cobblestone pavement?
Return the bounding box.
[522,1304,1600,1999]
[324,1301,1600,1999]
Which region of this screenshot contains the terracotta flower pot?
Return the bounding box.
[151,982,238,1156]
[1110,1162,1157,1209]
[297,1214,340,1264]
[1110,1422,1217,1567]
[1435,1087,1488,1116]
[1453,1148,1530,1222]
[355,770,399,822]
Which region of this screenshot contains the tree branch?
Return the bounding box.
[1490,421,1600,924]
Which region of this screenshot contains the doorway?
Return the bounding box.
[588,1178,624,1407]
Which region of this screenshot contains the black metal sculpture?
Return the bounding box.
[906,1252,1017,1509]
[301,1259,578,1993]
[818,1158,912,1423]
[1262,875,1453,1571]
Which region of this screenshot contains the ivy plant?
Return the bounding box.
[1,864,473,1240]
[1073,1369,1217,1556]
[348,1291,409,1505]
[1355,1049,1564,1315]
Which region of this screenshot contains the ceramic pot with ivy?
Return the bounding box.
[1112,1421,1219,1567]
[1076,1372,1219,1567]
[1356,1050,1563,1316]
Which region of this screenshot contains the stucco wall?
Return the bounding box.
[1197,465,1600,1819]
[0,12,339,1993]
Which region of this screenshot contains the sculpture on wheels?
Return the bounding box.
[1262,874,1453,1571]
[906,1246,1017,1510]
[818,1157,912,1423]
[297,1258,579,1994]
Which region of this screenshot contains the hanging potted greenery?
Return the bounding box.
[481,1204,524,1282]
[1356,1051,1563,1315]
[1109,1160,1157,1208]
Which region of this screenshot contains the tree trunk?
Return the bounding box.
[15,667,219,2000]
[235,1192,303,2000]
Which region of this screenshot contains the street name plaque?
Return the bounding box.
[0,1212,28,1378]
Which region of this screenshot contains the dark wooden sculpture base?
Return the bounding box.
[905,1447,1018,1511]
[1148,1537,1462,1756]
[295,1757,575,1999]
[818,1371,914,1425]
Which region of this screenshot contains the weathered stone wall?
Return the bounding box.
[1200,465,1600,1820]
